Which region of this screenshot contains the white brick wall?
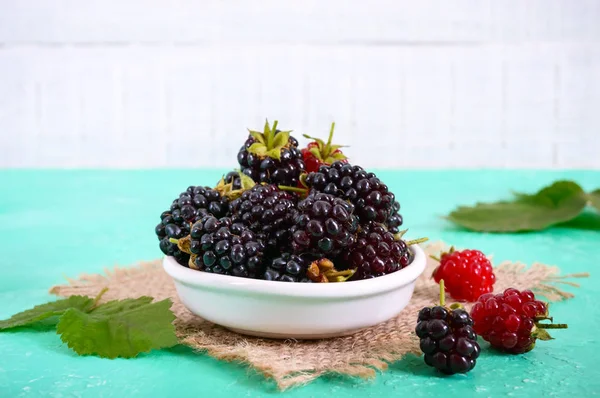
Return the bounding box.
[0,1,599,168]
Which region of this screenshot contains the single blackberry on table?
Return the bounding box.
[304,161,401,226]
[471,288,567,354]
[342,223,411,280]
[155,186,230,266]
[237,120,305,186]
[290,192,359,257]
[416,281,480,375]
[230,184,299,252]
[187,215,266,279]
[263,252,314,283]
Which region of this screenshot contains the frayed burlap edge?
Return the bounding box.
[49,242,588,390]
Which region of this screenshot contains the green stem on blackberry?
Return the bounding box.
[394,229,408,240]
[537,323,568,329]
[406,237,429,246]
[266,120,278,149]
[324,122,335,154]
[278,185,308,194]
[440,279,446,307]
[169,238,179,244]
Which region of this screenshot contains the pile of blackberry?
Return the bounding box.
[155,186,230,266]
[155,120,413,283]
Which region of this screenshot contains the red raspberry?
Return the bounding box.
[300,122,348,173]
[470,288,567,354]
[432,248,495,302]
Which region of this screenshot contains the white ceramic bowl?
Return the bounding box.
[163,244,426,339]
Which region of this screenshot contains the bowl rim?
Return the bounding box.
[163,244,427,299]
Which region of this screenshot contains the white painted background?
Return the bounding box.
[0,1,599,169]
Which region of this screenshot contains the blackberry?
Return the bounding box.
[224,171,242,190]
[304,161,401,226]
[416,302,480,375]
[290,192,359,257]
[188,215,266,279]
[155,186,230,266]
[230,184,299,252]
[237,120,305,186]
[342,223,411,280]
[263,252,314,283]
[386,201,403,234]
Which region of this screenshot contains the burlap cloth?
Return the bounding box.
[50,242,586,390]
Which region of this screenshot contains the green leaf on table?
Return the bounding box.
[446,180,589,232]
[0,295,94,330]
[589,189,600,212]
[56,297,178,359]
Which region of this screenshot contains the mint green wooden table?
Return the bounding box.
[1,170,599,397]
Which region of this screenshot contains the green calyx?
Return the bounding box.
[214,171,256,200]
[531,303,568,342]
[302,122,347,164]
[247,119,292,161]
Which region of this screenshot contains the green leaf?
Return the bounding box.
[589,189,600,212]
[0,296,94,330]
[247,142,267,157]
[56,297,177,359]
[271,131,290,150]
[446,180,588,232]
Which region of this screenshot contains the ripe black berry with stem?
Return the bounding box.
[237,119,305,186]
[416,280,480,375]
